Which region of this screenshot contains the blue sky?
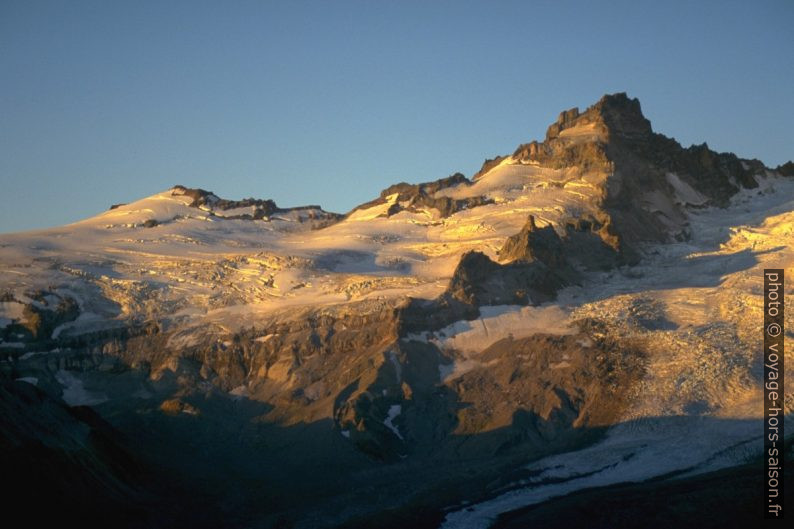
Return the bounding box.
[1,0,792,232]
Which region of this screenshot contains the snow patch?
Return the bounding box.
[388,350,402,382]
[51,312,105,339]
[55,370,108,407]
[384,404,403,440]
[407,304,574,353]
[441,417,763,529]
[666,172,708,206]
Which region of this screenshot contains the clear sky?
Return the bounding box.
[1,0,792,233]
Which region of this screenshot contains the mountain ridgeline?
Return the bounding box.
[0,93,790,529]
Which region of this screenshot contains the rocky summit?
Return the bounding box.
[1,93,792,529]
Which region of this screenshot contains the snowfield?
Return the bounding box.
[0,159,613,336]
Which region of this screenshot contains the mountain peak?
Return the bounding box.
[591,92,653,138]
[545,92,652,141]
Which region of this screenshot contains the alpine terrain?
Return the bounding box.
[1,93,792,528]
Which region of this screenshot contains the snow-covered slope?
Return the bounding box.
[1,93,791,529]
[0,161,611,337]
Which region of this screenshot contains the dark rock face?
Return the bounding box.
[621,137,759,205]
[382,172,469,197]
[498,215,567,268]
[546,107,581,139]
[445,250,567,307]
[542,94,650,143]
[561,215,625,270]
[1,378,160,528]
[593,93,762,204]
[776,160,794,176]
[351,173,494,218]
[497,213,623,276]
[172,185,278,216]
[453,326,645,452]
[589,93,653,140]
[513,136,610,173]
[405,193,493,218]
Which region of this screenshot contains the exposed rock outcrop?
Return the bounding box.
[473,155,508,180]
[775,160,794,176]
[351,173,494,218]
[445,250,566,307]
[497,215,568,268]
[171,184,343,224]
[172,185,279,216]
